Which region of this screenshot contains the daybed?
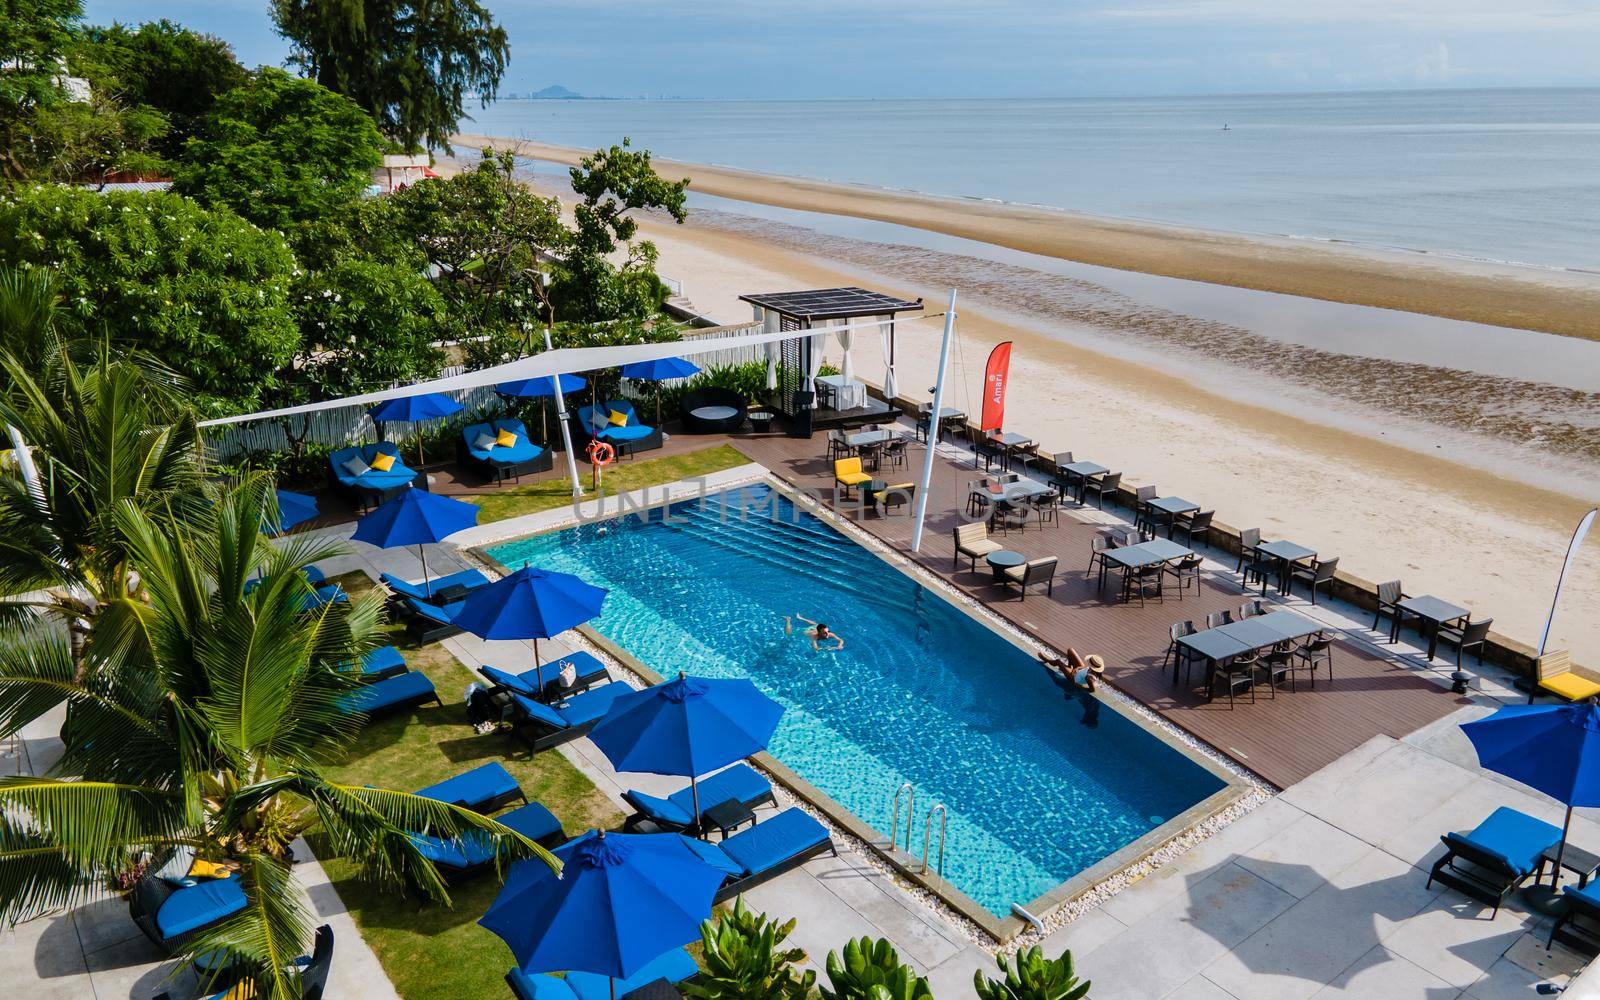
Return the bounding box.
[574,399,662,457]
[328,442,420,510]
[460,418,553,484]
[679,386,749,433]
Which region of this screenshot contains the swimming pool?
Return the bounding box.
[486,483,1229,919]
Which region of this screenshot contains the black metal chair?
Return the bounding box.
[1122,563,1165,606]
[992,502,1029,534]
[1164,555,1203,599]
[1289,556,1339,605]
[1210,653,1257,706]
[1235,528,1263,584]
[1437,617,1493,667]
[1082,471,1121,510]
[1028,491,1060,527]
[1132,486,1159,533]
[973,429,1008,471]
[825,430,851,463]
[1175,510,1214,546]
[882,436,908,469]
[1372,580,1405,641]
[1294,633,1335,687]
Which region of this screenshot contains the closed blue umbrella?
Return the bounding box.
[480,830,721,1000]
[1462,704,1600,879]
[351,487,479,598]
[451,565,607,686]
[266,489,319,536]
[621,357,701,426]
[367,392,464,466]
[590,672,783,824]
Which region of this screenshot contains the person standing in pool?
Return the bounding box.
[784,614,845,651]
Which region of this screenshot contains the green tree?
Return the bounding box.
[0,185,300,409]
[975,946,1092,1000]
[173,67,382,233]
[68,19,247,160]
[821,937,932,1000]
[290,256,448,399]
[684,897,816,1000]
[0,476,555,993]
[271,0,509,152]
[21,90,166,185]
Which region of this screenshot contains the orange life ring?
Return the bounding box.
[588,440,615,467]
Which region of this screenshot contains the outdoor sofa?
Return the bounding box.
[621,763,776,834]
[1426,806,1563,915]
[460,417,553,484]
[128,870,248,954]
[478,652,612,703]
[682,807,837,903]
[505,946,697,1000]
[574,399,662,456]
[328,442,420,510]
[335,670,441,718]
[679,386,749,433]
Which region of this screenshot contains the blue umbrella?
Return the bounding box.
[590,672,783,823]
[621,357,701,426]
[367,392,464,466]
[479,830,721,1000]
[451,565,607,686]
[496,374,588,398]
[1462,704,1600,879]
[266,489,319,536]
[351,487,479,598]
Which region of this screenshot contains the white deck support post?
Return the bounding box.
[909,289,957,553]
[543,328,584,498]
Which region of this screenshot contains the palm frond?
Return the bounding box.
[180,852,313,999]
[0,615,77,739]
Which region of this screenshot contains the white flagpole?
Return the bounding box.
[909,290,957,553]
[543,328,584,498]
[1539,508,1597,655]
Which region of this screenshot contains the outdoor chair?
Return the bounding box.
[1437,617,1493,668]
[1002,556,1057,600]
[380,568,490,604]
[1238,599,1268,619]
[1132,486,1160,533]
[327,442,418,511]
[1258,643,1296,696]
[1294,634,1335,687]
[479,653,613,703]
[881,436,908,468]
[1175,510,1215,546]
[1209,653,1257,707]
[335,670,441,719]
[507,947,698,1000]
[1206,610,1235,629]
[1088,535,1113,583]
[622,763,776,834]
[1027,491,1060,526]
[991,501,1030,534]
[679,386,748,433]
[243,564,325,595]
[415,761,528,813]
[576,399,662,456]
[1163,555,1203,599]
[680,807,838,903]
[504,686,629,754]
[346,645,408,682]
[413,801,567,883]
[833,456,873,497]
[1549,882,1600,955]
[953,522,1002,572]
[1164,621,1199,683]
[973,428,1009,471]
[398,594,466,644]
[1372,580,1406,641]
[966,477,994,517]
[298,583,348,611]
[128,870,249,955]
[1122,563,1164,606]
[1235,528,1265,585]
[1082,471,1121,509]
[1289,556,1339,604]
[1535,651,1600,703]
[826,429,851,462]
[1427,806,1563,915]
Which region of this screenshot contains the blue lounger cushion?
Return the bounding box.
[330,443,416,491]
[1446,806,1563,877]
[464,419,543,465]
[506,947,697,1000]
[358,646,407,677]
[580,401,656,443]
[155,877,248,939]
[416,761,521,810]
[623,790,695,830]
[481,653,609,697]
[670,763,771,816]
[403,596,465,625]
[718,808,831,877]
[381,569,490,602]
[298,583,347,610]
[412,802,563,869]
[1567,882,1600,911]
[512,684,627,732]
[337,671,437,715]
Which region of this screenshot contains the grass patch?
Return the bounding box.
[472,444,750,524]
[307,571,626,1000]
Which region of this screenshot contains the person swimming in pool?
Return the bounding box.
[784,614,845,651]
[1040,647,1104,726]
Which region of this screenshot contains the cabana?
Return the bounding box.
[740,286,923,430]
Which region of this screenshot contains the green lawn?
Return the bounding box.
[307,573,627,1000]
[472,444,750,524]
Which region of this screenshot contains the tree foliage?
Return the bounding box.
[290,257,448,401]
[20,91,166,185]
[271,0,509,152]
[0,185,300,409]
[173,67,383,233]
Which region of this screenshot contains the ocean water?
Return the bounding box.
[467,88,1600,272]
[486,484,1225,916]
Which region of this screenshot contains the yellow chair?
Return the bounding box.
[833,456,873,496]
[1537,650,1600,703]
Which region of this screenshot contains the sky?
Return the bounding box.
[84,0,1600,99]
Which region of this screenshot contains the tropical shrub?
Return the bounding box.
[684,897,816,1000]
[291,256,449,399]
[974,946,1092,1000]
[0,185,299,410]
[821,936,932,1000]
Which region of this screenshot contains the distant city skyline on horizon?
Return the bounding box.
[85,0,1600,100]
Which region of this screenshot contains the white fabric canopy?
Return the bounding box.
[835,321,854,382]
[878,314,897,399]
[200,314,911,428]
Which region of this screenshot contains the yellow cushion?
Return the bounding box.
[495,428,518,448]
[608,409,629,427]
[833,457,862,478]
[369,451,395,472]
[1540,672,1600,702]
[219,980,258,1000]
[187,858,231,879]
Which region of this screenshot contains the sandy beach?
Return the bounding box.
[455,134,1600,343]
[439,143,1600,667]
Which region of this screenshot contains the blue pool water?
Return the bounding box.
[487,484,1225,916]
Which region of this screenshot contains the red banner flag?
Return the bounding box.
[980,341,1013,432]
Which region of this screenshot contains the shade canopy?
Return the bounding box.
[267,489,319,535]
[620,357,700,382]
[1462,705,1600,808]
[479,830,722,982]
[591,673,783,779]
[498,373,588,398]
[352,487,479,550]
[452,565,607,642]
[367,392,464,424]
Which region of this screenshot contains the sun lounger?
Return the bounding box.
[297,583,347,611]
[328,442,418,510]
[128,873,249,953]
[336,670,441,718]
[398,595,466,643]
[412,801,567,879]
[380,568,491,604]
[416,761,527,812]
[350,645,408,681]
[1549,881,1600,954]
[1427,806,1563,914]
[622,763,775,833]
[506,946,696,1000]
[575,400,662,456]
[680,808,836,903]
[478,652,612,702]
[461,418,553,483]
[244,565,326,595]
[506,686,628,753]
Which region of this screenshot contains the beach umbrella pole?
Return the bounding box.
[691,773,701,829]
[1557,804,1574,885]
[419,544,431,598]
[533,637,543,692]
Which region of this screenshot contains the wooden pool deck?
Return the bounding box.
[729,430,1467,789]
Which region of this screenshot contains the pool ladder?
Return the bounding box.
[887,784,949,877]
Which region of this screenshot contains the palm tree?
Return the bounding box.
[0,477,556,995]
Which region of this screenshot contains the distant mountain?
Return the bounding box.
[531,85,583,100]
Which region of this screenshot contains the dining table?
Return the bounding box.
[1396,594,1470,660]
[1253,539,1318,596]
[1174,609,1323,687]
[1058,461,1109,503]
[1145,496,1201,538]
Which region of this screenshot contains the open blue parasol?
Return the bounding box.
[621,357,701,426]
[351,487,479,598]
[367,392,464,466]
[451,565,607,686]
[266,489,320,536]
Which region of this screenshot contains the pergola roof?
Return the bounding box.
[739,286,923,322]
